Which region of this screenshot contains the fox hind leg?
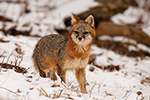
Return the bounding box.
[57,66,66,83]
[49,69,57,81]
[39,69,46,77]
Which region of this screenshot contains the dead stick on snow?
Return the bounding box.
[6,50,15,63]
[0,86,20,96]
[41,87,49,97]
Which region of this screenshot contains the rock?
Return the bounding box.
[96,21,150,47]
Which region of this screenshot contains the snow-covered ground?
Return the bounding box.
[0,0,150,100]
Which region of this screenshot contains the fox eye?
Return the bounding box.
[83,32,88,35]
[74,31,79,34]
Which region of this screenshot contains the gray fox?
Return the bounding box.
[33,14,95,93]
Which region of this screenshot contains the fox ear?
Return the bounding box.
[71,14,80,25]
[85,15,94,28]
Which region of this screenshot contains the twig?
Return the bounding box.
[52,89,63,99]
[122,90,132,100]
[122,90,129,98]
[0,51,6,58]
[97,78,106,94]
[6,50,15,63]
[14,56,19,68]
[41,87,49,97]
[18,53,24,67]
[61,81,80,96]
[0,72,10,87]
[105,90,112,96]
[21,77,39,100]
[98,83,101,94]
[0,86,20,96]
[0,54,6,72]
[56,90,63,98]
[89,82,98,98]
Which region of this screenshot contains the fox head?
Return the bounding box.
[69,14,95,45]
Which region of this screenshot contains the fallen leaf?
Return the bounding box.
[137,91,142,95]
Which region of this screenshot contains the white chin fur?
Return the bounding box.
[71,34,92,45]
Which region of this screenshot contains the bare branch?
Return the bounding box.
[6,49,15,63]
[0,86,20,96]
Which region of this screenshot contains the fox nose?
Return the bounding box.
[78,37,82,41]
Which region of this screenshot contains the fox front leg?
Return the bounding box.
[75,68,87,93]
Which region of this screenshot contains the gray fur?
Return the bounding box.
[33,34,68,70]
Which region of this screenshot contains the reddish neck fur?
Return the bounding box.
[66,36,92,58]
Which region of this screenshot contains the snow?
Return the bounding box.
[111,7,143,25]
[0,35,150,99]
[0,0,150,100]
[111,6,150,36]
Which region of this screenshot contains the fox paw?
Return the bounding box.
[51,76,57,81]
[81,89,87,93]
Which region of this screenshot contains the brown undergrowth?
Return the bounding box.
[0,50,28,74]
[94,39,150,58]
